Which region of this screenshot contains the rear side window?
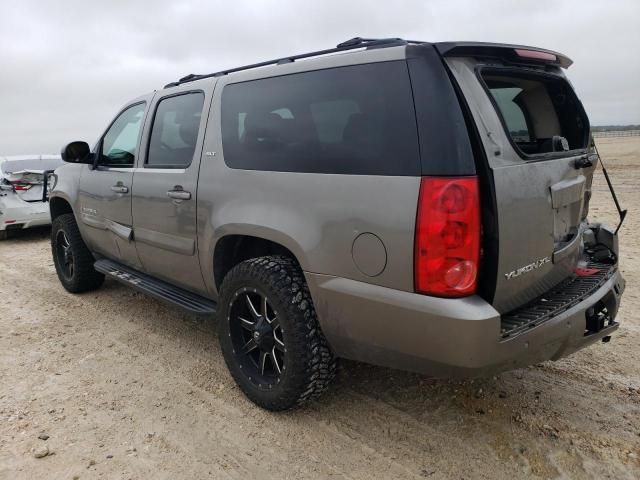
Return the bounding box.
[147,92,205,168]
[220,61,420,175]
[481,70,589,157]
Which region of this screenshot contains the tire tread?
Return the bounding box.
[219,255,337,410]
[51,213,104,293]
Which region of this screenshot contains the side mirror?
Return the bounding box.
[61,141,93,163]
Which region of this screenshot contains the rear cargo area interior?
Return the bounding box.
[482,71,589,156]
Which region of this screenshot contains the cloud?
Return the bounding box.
[1,0,638,154]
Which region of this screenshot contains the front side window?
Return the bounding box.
[101,103,146,167]
[147,92,205,168]
[220,61,420,175]
[482,71,589,156]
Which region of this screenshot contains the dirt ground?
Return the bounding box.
[1,137,639,480]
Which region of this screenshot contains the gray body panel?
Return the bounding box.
[130,79,215,294]
[197,45,418,297]
[79,166,141,267]
[76,94,155,269]
[306,267,624,376]
[49,41,624,378]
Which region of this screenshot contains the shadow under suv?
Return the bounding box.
[48,37,625,410]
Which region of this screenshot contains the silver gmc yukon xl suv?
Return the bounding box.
[49,37,625,410]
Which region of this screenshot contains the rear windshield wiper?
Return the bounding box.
[592,140,627,235]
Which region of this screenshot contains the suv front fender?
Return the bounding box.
[48,163,83,220]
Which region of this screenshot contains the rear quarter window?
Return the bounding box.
[220,61,421,175]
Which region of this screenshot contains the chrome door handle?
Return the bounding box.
[110,185,129,193]
[167,189,191,200]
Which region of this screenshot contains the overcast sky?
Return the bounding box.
[1,0,638,155]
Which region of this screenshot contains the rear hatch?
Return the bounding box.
[437,43,597,313]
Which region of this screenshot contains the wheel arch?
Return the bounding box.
[49,195,74,221]
[213,234,302,291]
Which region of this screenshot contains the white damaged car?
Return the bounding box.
[0,155,63,240]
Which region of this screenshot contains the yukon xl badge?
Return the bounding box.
[505,256,551,280]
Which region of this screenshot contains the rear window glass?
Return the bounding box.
[220,61,420,175]
[482,70,589,156]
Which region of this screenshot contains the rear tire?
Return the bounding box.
[218,255,337,411]
[51,213,104,293]
[0,230,7,241]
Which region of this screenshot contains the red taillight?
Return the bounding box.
[514,48,557,62]
[12,183,32,191]
[414,176,481,297]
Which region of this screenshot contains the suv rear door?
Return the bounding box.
[131,80,214,294]
[440,45,596,313]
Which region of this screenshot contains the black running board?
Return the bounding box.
[94,258,217,315]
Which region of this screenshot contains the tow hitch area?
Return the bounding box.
[585,291,617,336]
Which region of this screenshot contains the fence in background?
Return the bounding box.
[592,130,640,138]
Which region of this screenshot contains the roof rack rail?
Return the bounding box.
[164,37,424,88]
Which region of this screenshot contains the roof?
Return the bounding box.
[163,37,573,89]
[163,37,422,88]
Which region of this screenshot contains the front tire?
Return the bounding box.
[218,256,337,411]
[51,214,104,293]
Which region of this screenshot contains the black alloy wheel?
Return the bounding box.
[55,229,75,280]
[228,288,286,387]
[50,213,105,293]
[218,256,337,410]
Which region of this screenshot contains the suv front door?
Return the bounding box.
[131,85,211,294]
[78,99,150,268]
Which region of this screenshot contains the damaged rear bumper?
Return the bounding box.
[0,201,51,231]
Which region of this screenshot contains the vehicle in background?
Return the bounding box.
[0,155,63,240]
